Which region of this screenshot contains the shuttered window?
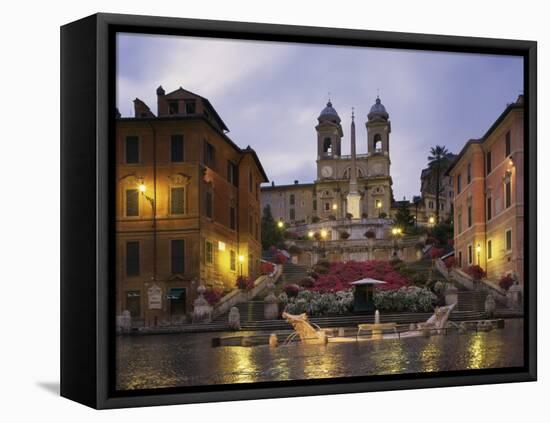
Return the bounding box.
[171,187,185,215]
[126,189,139,217]
[171,239,185,274]
[230,206,236,230]
[125,136,139,164]
[171,135,184,162]
[126,241,140,276]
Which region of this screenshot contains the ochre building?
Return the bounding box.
[116,86,267,326]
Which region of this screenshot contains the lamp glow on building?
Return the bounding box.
[218,241,226,251]
[277,220,284,229]
[376,199,382,217]
[238,254,245,276]
[320,229,328,239]
[138,183,147,193]
[477,243,481,265]
[428,216,435,226]
[332,203,338,211]
[308,230,315,239]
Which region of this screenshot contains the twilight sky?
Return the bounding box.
[116,33,523,200]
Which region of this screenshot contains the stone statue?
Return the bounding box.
[263,282,279,320]
[192,284,212,323]
[485,293,496,317]
[228,306,241,330]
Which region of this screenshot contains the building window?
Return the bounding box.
[290,208,295,220]
[505,229,512,251]
[170,187,185,215]
[313,199,317,211]
[428,200,434,209]
[467,205,472,227]
[171,239,185,274]
[505,180,512,208]
[205,191,213,218]
[457,211,462,233]
[170,135,184,162]
[487,196,492,220]
[458,251,463,267]
[125,136,139,164]
[125,290,141,317]
[248,171,253,193]
[185,100,196,114]
[289,194,295,205]
[205,240,213,265]
[374,134,382,152]
[467,163,472,184]
[486,151,492,175]
[229,206,236,230]
[324,202,330,211]
[249,214,253,234]
[126,189,139,217]
[487,239,493,260]
[126,241,140,276]
[204,141,215,168]
[230,250,236,271]
[323,137,332,154]
[457,174,462,193]
[468,244,473,265]
[168,101,179,115]
[227,161,238,186]
[505,131,511,157]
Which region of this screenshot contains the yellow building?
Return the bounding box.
[116,86,267,326]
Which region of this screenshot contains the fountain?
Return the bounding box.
[282,312,327,344]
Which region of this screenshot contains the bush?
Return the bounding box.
[465,265,486,280]
[283,284,300,298]
[345,213,353,219]
[340,231,350,239]
[284,231,299,240]
[203,287,222,306]
[278,292,288,304]
[328,215,336,220]
[364,230,376,239]
[311,216,320,223]
[433,281,449,296]
[415,241,425,251]
[307,269,319,280]
[236,276,254,290]
[275,252,288,265]
[379,212,387,219]
[284,290,353,316]
[288,245,302,254]
[430,247,445,259]
[361,212,368,219]
[374,286,437,312]
[298,276,315,288]
[268,245,278,254]
[425,236,437,245]
[443,256,456,269]
[499,274,515,291]
[310,260,411,293]
[260,261,275,275]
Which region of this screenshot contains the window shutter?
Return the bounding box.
[125,136,139,164]
[126,241,140,276]
[171,187,185,215]
[126,189,139,217]
[171,240,185,274]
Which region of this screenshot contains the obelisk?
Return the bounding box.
[346,108,361,218]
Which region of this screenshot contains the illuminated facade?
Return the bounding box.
[447,95,524,284]
[116,86,268,325]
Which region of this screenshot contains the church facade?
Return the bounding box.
[261,97,394,223]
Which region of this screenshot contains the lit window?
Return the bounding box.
[487,239,493,260]
[205,240,213,265]
[126,189,139,217]
[170,187,185,215]
[505,229,512,251]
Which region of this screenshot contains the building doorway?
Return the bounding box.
[168,288,187,318]
[125,290,141,318]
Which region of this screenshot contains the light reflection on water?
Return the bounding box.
[116,319,524,390]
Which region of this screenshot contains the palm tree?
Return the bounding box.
[427,145,450,224]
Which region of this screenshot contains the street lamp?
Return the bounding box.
[376,200,382,218]
[307,230,315,239]
[428,216,435,226]
[320,229,328,258]
[238,254,245,276]
[277,220,284,229]
[392,227,402,257]
[320,229,328,239]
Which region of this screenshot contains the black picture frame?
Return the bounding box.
[60,12,537,409]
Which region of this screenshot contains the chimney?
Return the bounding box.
[271,181,275,187]
[294,180,299,185]
[156,85,165,116]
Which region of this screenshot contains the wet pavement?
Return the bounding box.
[116,318,524,390]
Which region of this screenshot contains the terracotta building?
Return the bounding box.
[116,86,267,326]
[447,95,524,284]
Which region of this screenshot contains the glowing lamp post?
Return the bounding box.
[376,200,382,218]
[277,220,284,229]
[428,216,435,227]
[238,254,245,276]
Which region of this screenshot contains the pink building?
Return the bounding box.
[447,95,524,284]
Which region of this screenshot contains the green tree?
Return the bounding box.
[427,145,451,224]
[394,202,415,230]
[261,205,283,250]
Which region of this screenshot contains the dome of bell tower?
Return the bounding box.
[367,97,389,121]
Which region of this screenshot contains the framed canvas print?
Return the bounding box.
[60,13,537,409]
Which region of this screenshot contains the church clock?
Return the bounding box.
[321,165,333,178]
